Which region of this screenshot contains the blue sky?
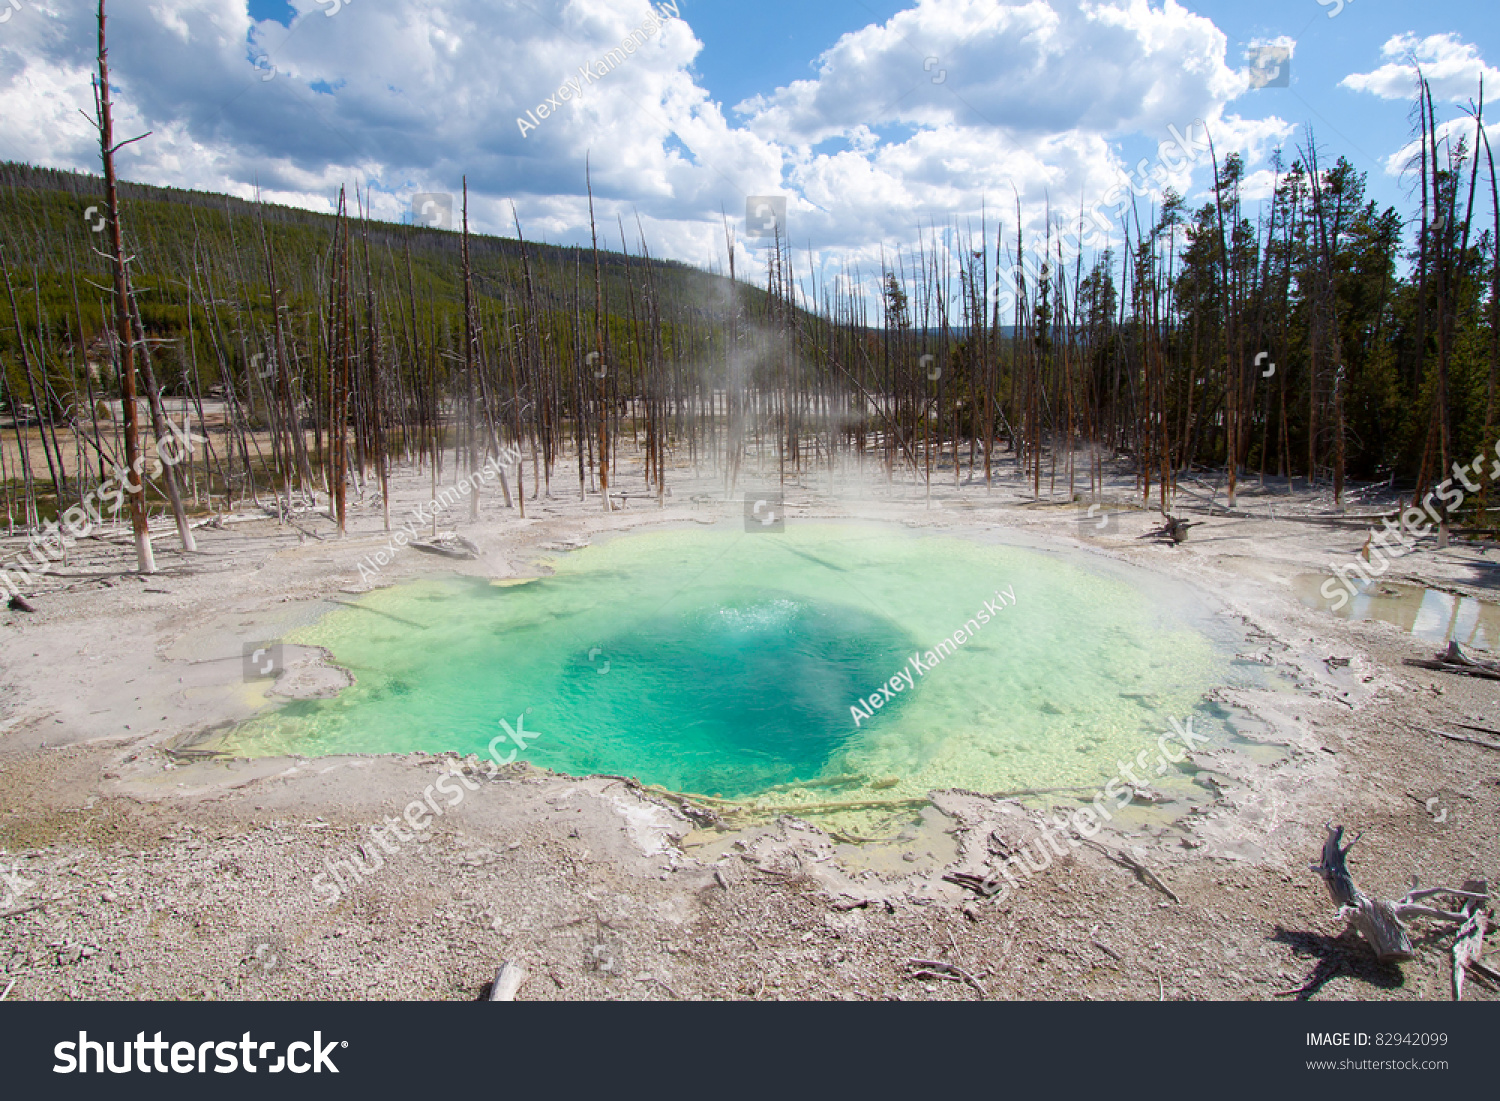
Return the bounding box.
[4,0,1498,292]
[1190,0,1497,213]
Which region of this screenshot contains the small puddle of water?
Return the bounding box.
[1294,574,1500,653]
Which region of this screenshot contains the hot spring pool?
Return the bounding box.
[219,523,1245,801]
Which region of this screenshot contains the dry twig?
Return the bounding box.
[906,958,987,998]
[1081,838,1180,903]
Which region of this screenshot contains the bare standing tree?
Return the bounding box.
[91,0,154,573]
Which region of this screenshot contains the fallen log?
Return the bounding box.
[1451,721,1500,738]
[1403,659,1500,682]
[412,533,481,560]
[1406,641,1500,680]
[1471,959,1500,984]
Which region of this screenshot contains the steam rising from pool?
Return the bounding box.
[221,524,1237,801]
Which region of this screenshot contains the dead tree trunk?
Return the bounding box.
[93,0,154,573]
[1311,823,1488,964]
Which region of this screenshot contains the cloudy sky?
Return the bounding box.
[0,0,1495,291]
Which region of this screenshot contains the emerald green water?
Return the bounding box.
[221,523,1238,800]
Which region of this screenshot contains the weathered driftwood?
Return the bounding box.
[412,533,481,560]
[1311,824,1488,964]
[489,960,527,1001]
[1452,880,1489,1001]
[1470,958,1500,984]
[1404,659,1500,682]
[1139,516,1201,544]
[1404,641,1500,681]
[1311,826,1414,961]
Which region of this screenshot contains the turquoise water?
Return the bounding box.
[222,523,1239,800]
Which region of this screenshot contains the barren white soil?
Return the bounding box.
[2,451,1496,1001]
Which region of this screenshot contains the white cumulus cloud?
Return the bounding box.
[1342,32,1499,103]
[0,0,1298,280]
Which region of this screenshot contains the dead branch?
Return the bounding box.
[943,871,1005,898]
[1428,728,1500,751]
[1470,958,1500,984]
[1451,879,1489,1001]
[1402,660,1500,682]
[1404,641,1500,682]
[488,960,527,1001]
[906,958,987,998]
[1138,516,1201,544]
[1080,838,1181,903]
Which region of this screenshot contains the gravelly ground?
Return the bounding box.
[2,452,1497,1001]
